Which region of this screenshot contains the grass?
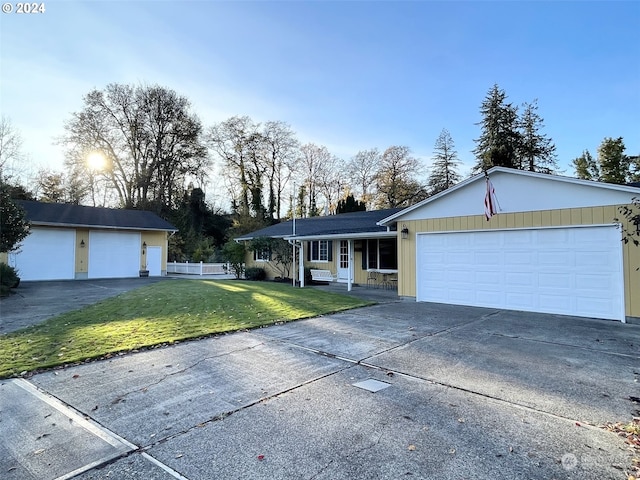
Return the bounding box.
[0,280,372,378]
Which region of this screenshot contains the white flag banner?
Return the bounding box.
[484,176,500,221]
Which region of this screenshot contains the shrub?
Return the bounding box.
[245,267,266,281]
[221,240,246,279]
[0,262,20,295]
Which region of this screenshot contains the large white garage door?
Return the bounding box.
[416,226,624,321]
[88,231,141,279]
[10,228,75,281]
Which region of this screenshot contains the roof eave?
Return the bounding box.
[29,221,177,232]
[285,231,398,241]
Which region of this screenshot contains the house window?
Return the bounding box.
[254,248,271,262]
[309,240,331,262]
[365,238,397,270]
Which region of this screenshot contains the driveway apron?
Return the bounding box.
[1,300,639,479]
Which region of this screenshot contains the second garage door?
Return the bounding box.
[89,231,141,279]
[416,226,624,321]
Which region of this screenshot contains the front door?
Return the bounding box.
[337,240,352,282]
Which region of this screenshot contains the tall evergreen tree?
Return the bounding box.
[572,150,600,180]
[597,137,628,184]
[518,100,557,173]
[0,180,30,253]
[427,129,461,195]
[336,194,366,214]
[472,84,520,172]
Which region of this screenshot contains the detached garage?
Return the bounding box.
[380,167,640,323]
[6,201,176,281]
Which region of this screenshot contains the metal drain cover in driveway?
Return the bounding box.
[353,379,391,392]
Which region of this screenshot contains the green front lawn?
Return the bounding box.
[0,280,372,378]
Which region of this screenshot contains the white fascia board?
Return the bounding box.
[29,221,177,232]
[235,234,289,242]
[288,231,397,241]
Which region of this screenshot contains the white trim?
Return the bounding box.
[379,166,640,226]
[29,221,175,232]
[291,231,397,241]
[237,231,398,242]
[414,223,619,236]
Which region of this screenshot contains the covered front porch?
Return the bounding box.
[293,233,399,293]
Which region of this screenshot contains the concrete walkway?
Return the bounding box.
[1,288,639,479]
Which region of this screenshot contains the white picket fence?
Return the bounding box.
[167,261,233,276]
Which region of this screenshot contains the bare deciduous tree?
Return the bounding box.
[375,146,427,208]
[61,83,208,212]
[0,116,26,179]
[347,148,380,209]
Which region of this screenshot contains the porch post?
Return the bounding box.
[347,238,353,292]
[292,242,296,287]
[299,241,305,288]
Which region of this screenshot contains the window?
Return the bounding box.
[254,248,271,262]
[308,240,332,262]
[364,238,397,270]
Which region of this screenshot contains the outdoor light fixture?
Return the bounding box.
[401,225,409,240]
[80,239,85,248]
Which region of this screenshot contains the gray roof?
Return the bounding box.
[236,208,403,240]
[17,200,177,232]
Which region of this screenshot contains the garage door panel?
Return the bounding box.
[576,251,614,269]
[475,271,501,284]
[504,251,533,264]
[575,273,609,290]
[538,251,573,265]
[450,252,473,265]
[476,252,501,265]
[538,229,569,244]
[576,297,616,317]
[505,272,533,287]
[417,226,624,321]
[538,294,572,312]
[11,228,75,281]
[89,231,140,279]
[509,230,534,244]
[505,292,535,309]
[539,273,571,289]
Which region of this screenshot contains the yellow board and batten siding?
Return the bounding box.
[141,230,169,272]
[397,204,640,319]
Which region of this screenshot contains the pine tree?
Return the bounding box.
[336,194,366,214]
[428,129,461,195]
[518,100,557,173]
[572,150,600,180]
[472,84,520,172]
[598,137,628,184]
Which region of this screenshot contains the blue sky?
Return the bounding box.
[1,0,639,192]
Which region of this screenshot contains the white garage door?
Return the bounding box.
[416,226,624,321]
[10,228,75,281]
[88,231,141,279]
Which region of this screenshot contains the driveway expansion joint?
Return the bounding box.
[108,341,268,406]
[489,332,640,359]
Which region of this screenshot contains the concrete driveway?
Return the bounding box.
[1,290,639,479]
